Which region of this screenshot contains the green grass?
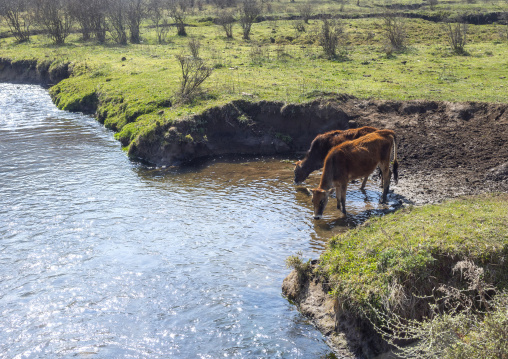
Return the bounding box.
[318,193,508,314]
[1,3,507,153]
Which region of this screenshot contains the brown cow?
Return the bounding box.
[311,130,398,219]
[294,126,379,186]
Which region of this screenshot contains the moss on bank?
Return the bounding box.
[318,193,508,318]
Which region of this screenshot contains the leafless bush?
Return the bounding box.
[148,0,170,43]
[68,0,93,40]
[382,12,407,52]
[175,54,213,102]
[293,19,305,33]
[444,19,468,54]
[318,18,348,59]
[126,0,145,44]
[216,9,235,38]
[0,0,33,42]
[106,0,128,44]
[239,0,261,40]
[34,0,73,45]
[187,38,201,58]
[299,2,312,24]
[249,44,268,64]
[70,0,106,43]
[168,0,188,36]
[211,0,237,9]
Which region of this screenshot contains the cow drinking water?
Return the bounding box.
[311,129,399,219]
[294,126,379,186]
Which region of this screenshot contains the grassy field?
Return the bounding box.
[318,193,508,309]
[1,1,507,150]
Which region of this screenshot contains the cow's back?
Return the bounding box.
[329,126,378,147]
[325,130,394,183]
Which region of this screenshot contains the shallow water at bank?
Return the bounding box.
[0,83,396,358]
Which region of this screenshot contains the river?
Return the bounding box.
[0,83,394,358]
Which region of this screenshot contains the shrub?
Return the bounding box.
[444,19,468,55]
[318,18,348,60]
[382,12,407,52]
[148,0,170,43]
[168,0,188,36]
[0,0,33,43]
[299,2,312,24]
[106,0,128,45]
[188,38,201,58]
[239,0,261,40]
[216,9,235,38]
[34,0,73,45]
[175,54,213,103]
[126,0,145,44]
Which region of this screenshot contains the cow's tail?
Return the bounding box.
[391,134,399,185]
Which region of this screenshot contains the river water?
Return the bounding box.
[0,83,394,358]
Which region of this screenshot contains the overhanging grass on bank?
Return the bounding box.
[318,193,508,314]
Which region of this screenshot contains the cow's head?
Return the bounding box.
[311,188,332,220]
[294,160,308,184]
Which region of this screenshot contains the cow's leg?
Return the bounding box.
[336,186,342,210]
[380,162,391,203]
[340,183,347,215]
[360,176,368,190]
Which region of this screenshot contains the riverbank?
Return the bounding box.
[2,55,508,179]
[1,2,507,166]
[283,193,508,357]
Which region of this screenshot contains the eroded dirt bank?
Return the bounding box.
[0,58,70,86]
[133,96,508,205]
[283,262,390,359]
[128,96,354,166]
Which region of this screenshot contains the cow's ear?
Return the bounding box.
[306,188,313,196]
[327,188,334,195]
